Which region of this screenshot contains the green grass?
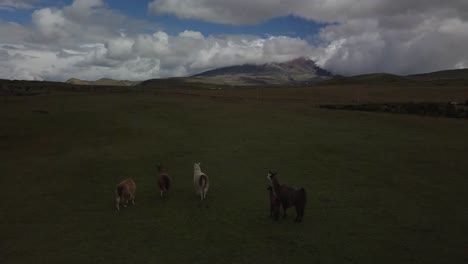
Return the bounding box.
[1,93,467,264]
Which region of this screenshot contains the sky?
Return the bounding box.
[0,0,467,81]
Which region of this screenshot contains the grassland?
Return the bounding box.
[1,91,468,264]
[148,84,468,104]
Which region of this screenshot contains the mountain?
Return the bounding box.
[189,57,335,86]
[65,78,140,86]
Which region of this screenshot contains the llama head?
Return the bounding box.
[194,162,201,170]
[267,170,277,183]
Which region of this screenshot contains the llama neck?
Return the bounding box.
[271,177,281,193]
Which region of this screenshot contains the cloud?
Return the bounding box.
[149,0,468,25]
[106,36,135,60]
[0,0,319,81]
[314,16,468,75]
[27,0,152,46]
[148,0,468,75]
[149,0,287,25]
[1,0,468,81]
[0,29,316,81]
[0,0,42,10]
[32,8,69,40]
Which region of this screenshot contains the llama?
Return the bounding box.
[193,162,209,200]
[267,170,306,222]
[157,164,171,199]
[115,178,136,211]
[267,186,281,220]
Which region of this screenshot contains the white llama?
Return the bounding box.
[193,162,209,200]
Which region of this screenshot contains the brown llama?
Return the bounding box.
[157,164,172,199]
[267,186,281,220]
[267,170,306,222]
[115,178,136,211]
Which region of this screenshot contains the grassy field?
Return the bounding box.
[147,84,468,104]
[1,92,467,264]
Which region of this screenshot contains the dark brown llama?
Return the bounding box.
[267,170,306,222]
[157,164,171,199]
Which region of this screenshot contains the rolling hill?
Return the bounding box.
[66,78,140,86]
[10,61,468,89]
[324,69,468,86]
[407,68,468,81]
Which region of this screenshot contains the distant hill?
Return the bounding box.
[69,65,468,88]
[66,78,90,85]
[325,69,468,86]
[66,78,140,86]
[407,69,468,81]
[326,73,417,85]
[189,57,334,86]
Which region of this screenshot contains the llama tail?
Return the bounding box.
[199,175,207,189]
[116,185,124,196]
[298,188,306,206]
[159,176,170,191]
[163,175,171,191]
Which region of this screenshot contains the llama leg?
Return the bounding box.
[274,205,279,220]
[116,197,121,211]
[295,206,300,222]
[295,205,304,223]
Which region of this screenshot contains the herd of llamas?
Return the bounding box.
[115,164,306,222]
